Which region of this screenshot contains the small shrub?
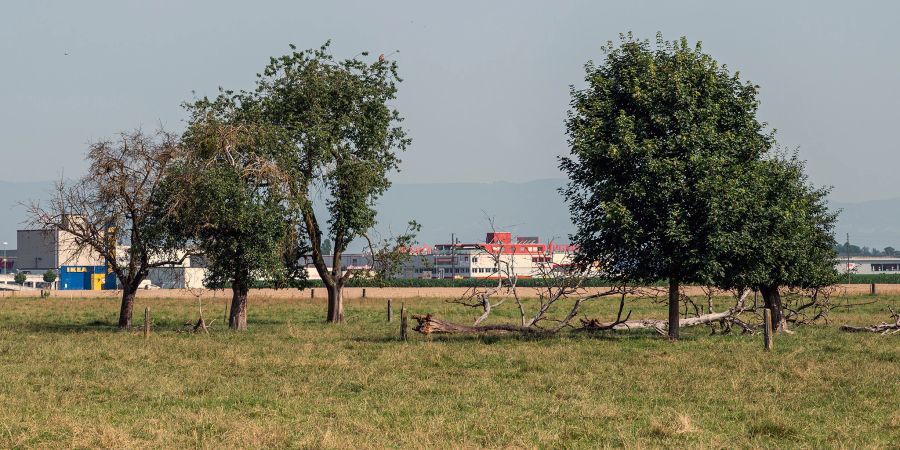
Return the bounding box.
[42,270,57,284]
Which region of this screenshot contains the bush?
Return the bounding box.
[842,273,900,284]
[14,272,26,285]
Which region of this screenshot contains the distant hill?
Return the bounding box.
[2,178,897,250]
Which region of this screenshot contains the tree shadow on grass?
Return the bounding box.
[11,320,120,334]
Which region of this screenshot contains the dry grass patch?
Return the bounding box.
[0,294,897,448]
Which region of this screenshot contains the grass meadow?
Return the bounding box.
[0,293,897,448]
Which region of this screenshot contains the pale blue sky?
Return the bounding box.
[1,0,898,202]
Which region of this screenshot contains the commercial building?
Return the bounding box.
[401,232,575,279]
[302,253,375,280]
[834,256,900,275]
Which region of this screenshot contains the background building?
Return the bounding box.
[834,256,900,275]
[402,232,575,279]
[16,228,105,273]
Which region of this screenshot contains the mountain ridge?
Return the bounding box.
[1,179,896,250]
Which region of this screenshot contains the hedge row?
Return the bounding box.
[840,274,900,284]
[249,278,663,289]
[243,275,894,289]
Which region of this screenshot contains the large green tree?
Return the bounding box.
[250,43,410,323]
[560,34,773,339]
[716,152,839,331]
[170,97,308,330]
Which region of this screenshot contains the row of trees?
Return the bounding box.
[30,43,411,330]
[561,34,839,339]
[834,243,897,257]
[30,35,840,339]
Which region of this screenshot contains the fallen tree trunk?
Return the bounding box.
[413,308,741,336]
[840,323,900,334]
[579,309,739,335]
[840,309,900,335]
[412,314,538,335]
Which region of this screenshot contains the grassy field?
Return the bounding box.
[0,293,897,449]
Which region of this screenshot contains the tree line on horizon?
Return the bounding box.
[834,243,898,257]
[29,33,839,339]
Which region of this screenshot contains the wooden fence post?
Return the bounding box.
[763,308,773,351]
[387,298,393,322]
[870,283,876,295]
[362,288,367,299]
[400,303,408,341]
[310,288,315,299]
[144,307,151,339]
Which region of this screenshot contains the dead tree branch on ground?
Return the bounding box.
[840,307,900,335]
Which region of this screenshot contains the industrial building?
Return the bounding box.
[302,253,375,280]
[16,228,105,273]
[834,256,900,275]
[400,232,575,279]
[13,226,207,291]
[147,256,207,289]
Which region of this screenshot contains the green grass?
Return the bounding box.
[0,294,897,448]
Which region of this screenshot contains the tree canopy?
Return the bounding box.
[251,42,410,323]
[167,95,309,330]
[561,33,774,338]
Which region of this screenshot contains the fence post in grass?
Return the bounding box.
[387,298,393,322]
[400,303,408,341]
[763,308,773,351]
[870,283,876,295]
[362,288,367,299]
[310,288,315,299]
[144,307,151,339]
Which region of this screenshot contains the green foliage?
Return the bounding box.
[842,273,900,284]
[561,33,772,286]
[42,270,57,284]
[14,272,26,285]
[250,42,410,288]
[170,92,310,293]
[170,165,307,291]
[835,243,897,257]
[716,151,839,290]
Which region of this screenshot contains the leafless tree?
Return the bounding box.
[28,129,191,329]
[413,219,652,335]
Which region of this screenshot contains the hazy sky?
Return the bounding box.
[1,1,897,202]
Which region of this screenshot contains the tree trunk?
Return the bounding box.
[668,277,680,340]
[760,284,786,332]
[117,287,137,329]
[229,280,249,330]
[326,283,344,324]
